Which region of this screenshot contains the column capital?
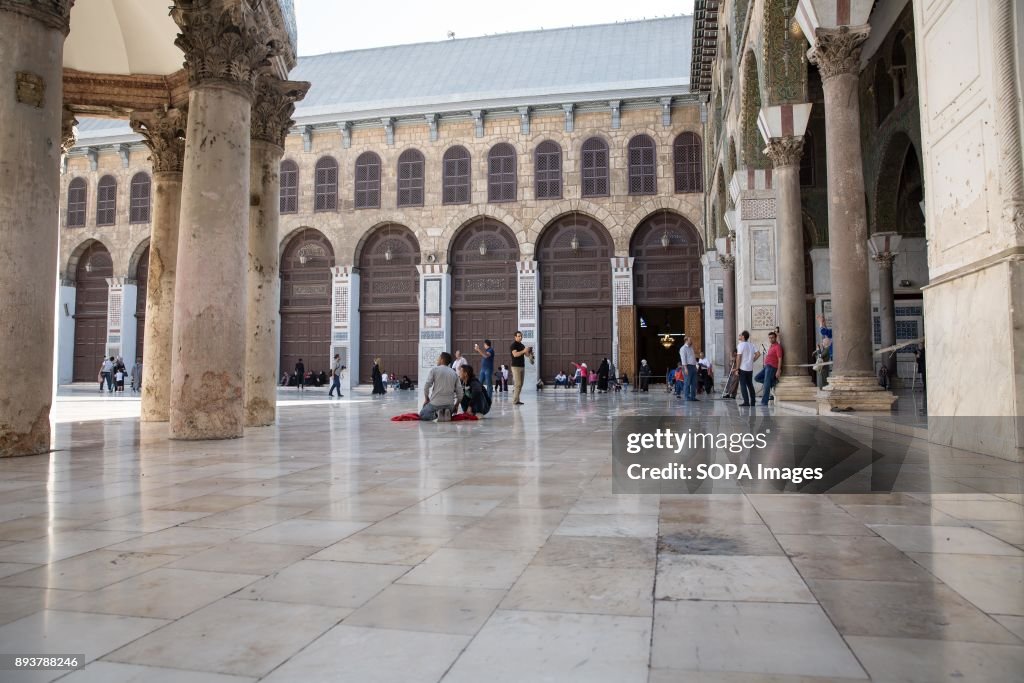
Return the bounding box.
[171,0,281,98]
[719,254,736,271]
[0,0,74,34]
[251,75,309,148]
[130,107,188,174]
[807,25,871,81]
[764,135,805,168]
[871,252,897,267]
[61,107,78,155]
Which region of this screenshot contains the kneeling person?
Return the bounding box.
[458,365,491,416]
[421,352,461,421]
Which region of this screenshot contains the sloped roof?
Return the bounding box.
[75,16,692,141]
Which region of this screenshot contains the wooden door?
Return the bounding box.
[360,309,419,383]
[618,305,637,381]
[73,244,112,381]
[684,305,704,357]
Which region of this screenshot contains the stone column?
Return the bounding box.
[807,23,896,410]
[0,1,72,457]
[417,264,451,379]
[131,107,187,422]
[760,103,816,401]
[246,75,309,427]
[720,254,737,366]
[169,2,279,439]
[868,232,902,382]
[516,260,540,391]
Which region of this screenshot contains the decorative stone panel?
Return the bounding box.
[751,304,777,329]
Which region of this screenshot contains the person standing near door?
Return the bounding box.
[679,336,698,401]
[510,331,530,406]
[734,331,760,406]
[474,340,495,399]
[295,358,305,391]
[329,354,344,398]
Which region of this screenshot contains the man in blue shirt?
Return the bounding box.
[474,339,495,398]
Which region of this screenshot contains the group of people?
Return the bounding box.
[665,338,715,401]
[723,329,783,406]
[418,351,492,421]
[97,356,141,394]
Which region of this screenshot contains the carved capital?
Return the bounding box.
[764,135,805,168]
[807,25,871,81]
[130,107,188,174]
[171,0,282,98]
[871,252,897,268]
[0,0,74,34]
[719,254,736,271]
[251,75,309,147]
[61,107,78,154]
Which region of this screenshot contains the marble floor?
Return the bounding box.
[0,386,1021,682]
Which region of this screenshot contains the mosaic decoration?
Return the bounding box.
[763,0,807,105]
[741,55,769,169]
[742,198,777,220]
[751,304,777,330]
[107,291,122,329]
[421,344,444,367]
[613,278,633,307]
[333,283,348,326]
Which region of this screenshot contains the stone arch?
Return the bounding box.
[280,225,343,264]
[70,240,114,382]
[440,211,525,259]
[127,237,151,281]
[629,210,705,305]
[622,196,704,254]
[64,237,112,283]
[352,220,424,268]
[279,228,336,379]
[528,199,618,254]
[740,49,768,169]
[873,130,924,237]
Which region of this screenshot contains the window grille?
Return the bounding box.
[314,157,338,211]
[534,141,562,200]
[354,152,380,209]
[487,143,516,203]
[397,149,425,207]
[442,146,471,204]
[96,175,117,226]
[280,160,299,213]
[581,137,609,197]
[673,132,702,193]
[67,178,87,227]
[628,135,657,195]
[129,172,151,223]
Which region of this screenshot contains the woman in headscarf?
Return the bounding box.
[371,357,387,395]
[597,358,610,392]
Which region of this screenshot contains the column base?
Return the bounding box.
[817,374,898,412]
[772,375,818,402]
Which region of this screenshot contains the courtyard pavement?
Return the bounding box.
[0,385,1020,681]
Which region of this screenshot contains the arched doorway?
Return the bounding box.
[73,242,112,381]
[537,212,613,380]
[630,212,704,379]
[135,246,149,364]
[280,229,335,380]
[358,224,420,383]
[450,218,520,364]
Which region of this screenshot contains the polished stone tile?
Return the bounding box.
[360,513,479,539]
[0,515,91,542]
[154,494,268,513]
[531,535,655,569]
[502,565,654,616]
[649,672,864,683]
[410,494,505,517]
[756,509,872,536]
[345,583,504,635]
[970,520,1024,547]
[869,524,1024,556]
[106,598,346,677]
[58,568,261,619]
[0,550,177,592]
[302,501,405,523]
[0,561,39,579]
[776,534,936,582]
[807,578,1020,643]
[399,548,533,589]
[184,502,315,531]
[238,560,407,608]
[61,661,255,682]
[656,555,815,603]
[0,586,84,626]
[651,601,865,679]
[261,625,469,683]
[928,499,1024,521]
[166,541,318,575]
[909,552,1024,616]
[310,533,448,565]
[837,503,967,526]
[847,636,1024,683]
[84,509,212,532]
[995,615,1024,640]
[239,519,369,547]
[0,529,143,564]
[104,526,245,556]
[553,513,659,538]
[441,609,651,683]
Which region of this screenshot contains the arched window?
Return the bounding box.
[628,135,657,195]
[280,159,298,214]
[354,152,381,209]
[129,172,151,223]
[314,156,338,211]
[487,143,517,203]
[96,175,117,226]
[67,177,87,227]
[397,149,425,207]
[673,132,703,193]
[800,130,815,187]
[534,141,562,200]
[442,146,471,205]
[581,137,610,197]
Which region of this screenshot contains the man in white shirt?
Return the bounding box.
[733,330,761,406]
[678,336,699,401]
[451,350,469,374]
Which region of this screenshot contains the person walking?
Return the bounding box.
[734,331,760,406]
[509,331,531,406]
[760,331,782,405]
[420,352,461,421]
[679,336,698,401]
[131,360,143,393]
[474,340,495,399]
[371,357,386,395]
[295,358,306,392]
[99,356,114,392]
[329,354,344,398]
[573,361,589,395]
[597,358,610,392]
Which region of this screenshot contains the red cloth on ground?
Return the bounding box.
[390,412,479,422]
[452,412,478,421]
